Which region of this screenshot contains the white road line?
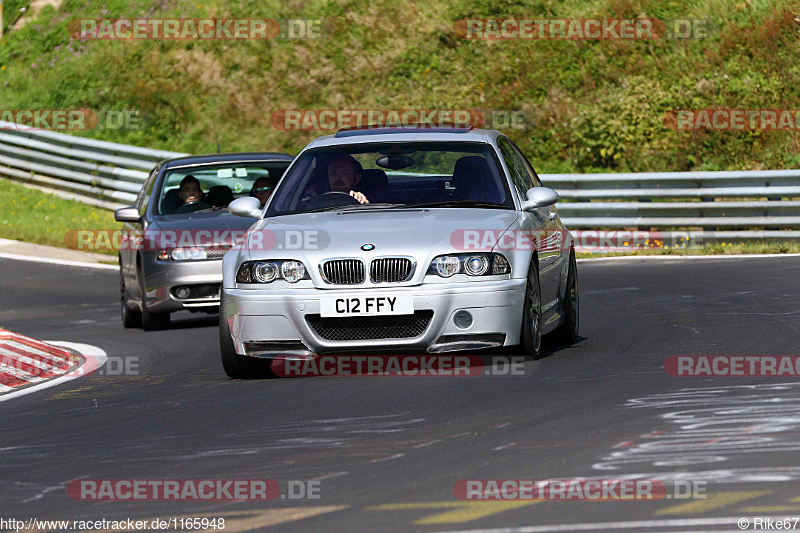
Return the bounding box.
[433,515,792,532]
[577,252,800,263]
[0,252,117,270]
[0,342,107,402]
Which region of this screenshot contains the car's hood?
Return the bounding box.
[246,208,518,260]
[148,213,257,247]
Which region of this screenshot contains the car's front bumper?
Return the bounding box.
[142,258,223,313]
[223,279,527,355]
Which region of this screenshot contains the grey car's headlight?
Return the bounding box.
[237,260,310,284]
[428,253,511,277]
[157,247,208,261]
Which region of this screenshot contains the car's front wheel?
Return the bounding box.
[521,258,543,359]
[219,299,266,379]
[139,257,170,331]
[555,249,579,344]
[120,270,142,329]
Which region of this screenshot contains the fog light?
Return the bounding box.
[175,286,191,299]
[454,310,473,329]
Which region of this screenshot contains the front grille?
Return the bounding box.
[306,310,434,341]
[370,258,414,283]
[321,259,365,284]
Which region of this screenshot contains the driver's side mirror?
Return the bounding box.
[114,206,141,222]
[228,196,263,218]
[521,187,559,211]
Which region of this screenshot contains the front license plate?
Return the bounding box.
[320,294,414,318]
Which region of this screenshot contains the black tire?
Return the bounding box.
[521,258,543,360]
[120,269,142,329]
[555,250,579,345]
[139,257,170,331]
[219,299,264,379]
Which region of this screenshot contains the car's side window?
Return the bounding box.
[498,138,528,200]
[138,169,159,216]
[508,141,543,187]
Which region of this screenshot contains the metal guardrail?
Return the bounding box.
[0,121,187,209]
[0,123,798,241]
[540,170,800,234]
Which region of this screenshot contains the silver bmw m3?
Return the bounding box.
[219,125,579,378]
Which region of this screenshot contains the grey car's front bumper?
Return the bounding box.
[142,257,224,313]
[223,278,527,355]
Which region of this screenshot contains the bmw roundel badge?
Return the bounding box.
[361,243,375,251]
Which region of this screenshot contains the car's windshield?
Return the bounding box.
[266,142,512,216]
[155,162,291,216]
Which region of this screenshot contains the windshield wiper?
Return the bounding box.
[302,203,406,214]
[411,201,506,209]
[191,206,229,213]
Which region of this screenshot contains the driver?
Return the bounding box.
[304,155,369,205]
[175,175,210,213]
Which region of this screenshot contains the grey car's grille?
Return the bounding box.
[321,259,365,284]
[306,311,434,341]
[370,258,414,283]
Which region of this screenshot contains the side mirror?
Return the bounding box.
[521,187,559,211]
[114,206,141,222]
[228,196,263,218]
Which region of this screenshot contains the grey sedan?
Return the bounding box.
[115,152,293,330]
[219,126,578,377]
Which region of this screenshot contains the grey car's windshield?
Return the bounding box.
[156,162,290,216]
[266,142,513,216]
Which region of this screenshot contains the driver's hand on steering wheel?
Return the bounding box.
[349,191,369,204]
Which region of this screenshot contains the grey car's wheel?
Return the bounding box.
[219,300,267,379]
[139,258,170,331]
[522,259,543,360]
[120,270,142,329]
[555,250,579,344]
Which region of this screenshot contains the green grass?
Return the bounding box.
[0,178,120,255]
[1,0,799,172]
[2,0,29,32]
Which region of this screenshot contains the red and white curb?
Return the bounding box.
[0,329,107,401]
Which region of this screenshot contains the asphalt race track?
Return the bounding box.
[2,255,800,532]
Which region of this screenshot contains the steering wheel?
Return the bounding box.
[301,191,361,210]
[176,200,211,214]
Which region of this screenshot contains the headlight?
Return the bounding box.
[253,262,279,283]
[432,256,461,277]
[158,247,209,261]
[236,260,310,284]
[281,261,306,283]
[464,255,489,276]
[428,253,510,278]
